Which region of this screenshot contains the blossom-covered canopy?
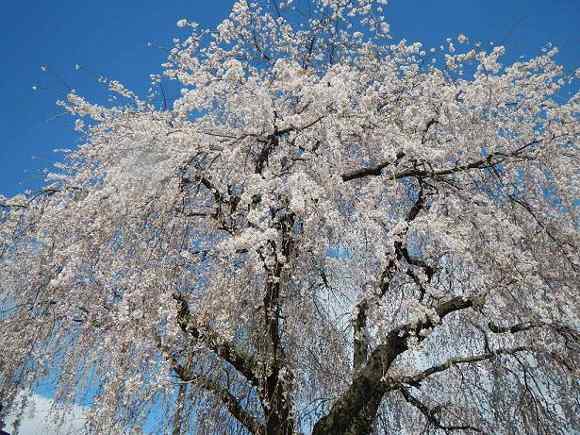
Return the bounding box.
[1,1,578,434]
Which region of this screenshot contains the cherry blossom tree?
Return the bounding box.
[1,1,579,434]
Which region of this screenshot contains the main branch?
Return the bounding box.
[173,293,260,388]
[313,295,481,435]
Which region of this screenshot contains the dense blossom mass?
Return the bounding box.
[1,1,579,434]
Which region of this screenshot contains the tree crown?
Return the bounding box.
[1,1,578,434]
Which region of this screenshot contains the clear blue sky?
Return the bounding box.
[1,0,578,197]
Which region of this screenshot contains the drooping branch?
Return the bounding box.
[398,346,539,388]
[488,320,551,334]
[399,387,480,433]
[174,369,266,435]
[0,186,81,210]
[155,330,265,435]
[197,376,265,435]
[341,151,405,182]
[488,320,580,355]
[172,293,260,389]
[341,139,547,183]
[0,201,27,210]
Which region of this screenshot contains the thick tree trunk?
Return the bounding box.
[311,374,386,435]
[265,413,293,435]
[311,338,400,435]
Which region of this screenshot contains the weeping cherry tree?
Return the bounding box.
[1,1,579,434]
